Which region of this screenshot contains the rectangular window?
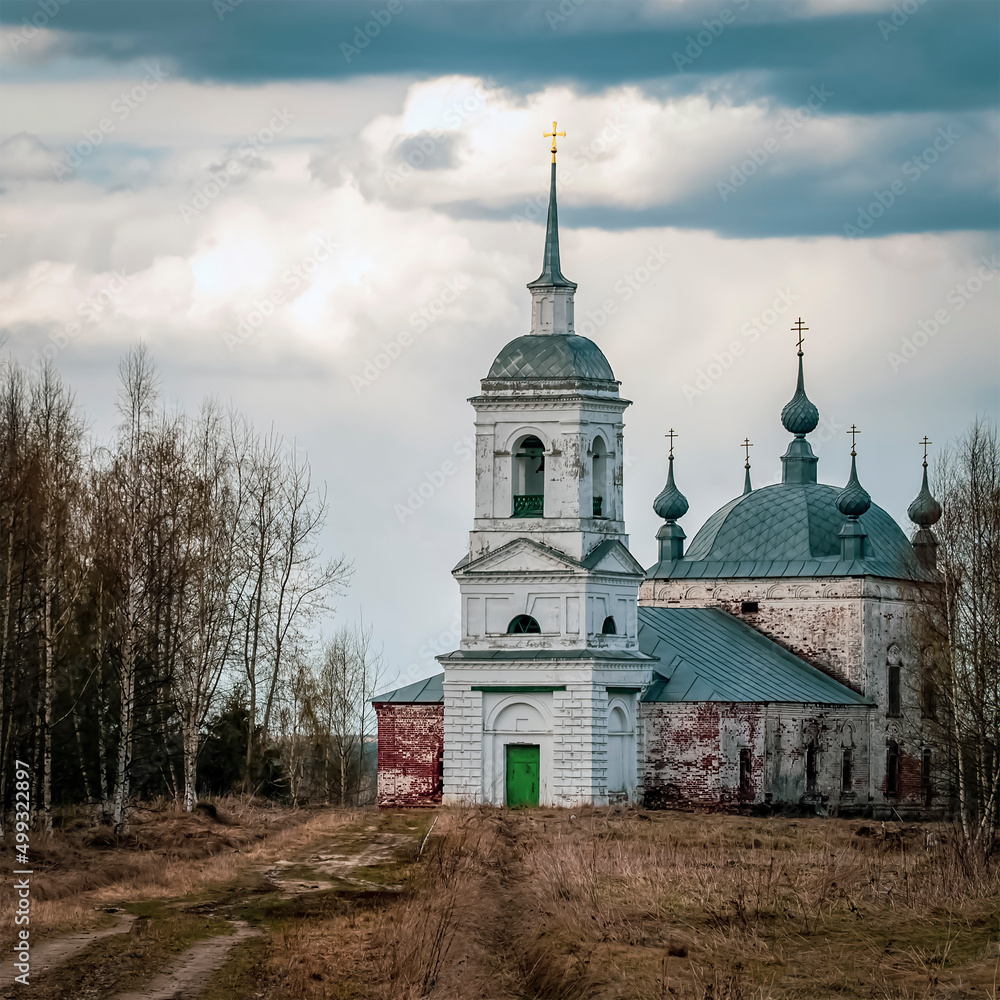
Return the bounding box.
[741,601,759,614]
[887,741,900,796]
[806,743,818,793]
[888,665,901,717]
[739,749,752,795]
[841,748,853,792]
[922,748,933,805]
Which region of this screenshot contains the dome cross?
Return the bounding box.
[741,437,753,466]
[792,317,808,355]
[543,121,566,162]
[847,423,861,456]
[919,435,932,465]
[665,427,678,458]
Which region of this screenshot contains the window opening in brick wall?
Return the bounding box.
[739,749,752,795]
[805,742,818,793]
[841,748,853,792]
[888,664,901,717]
[740,601,759,614]
[921,748,932,805]
[886,740,900,796]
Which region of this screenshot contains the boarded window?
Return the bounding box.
[739,749,752,795]
[887,740,900,796]
[806,743,818,793]
[842,748,853,792]
[888,665,901,717]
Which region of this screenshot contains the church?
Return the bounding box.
[373,130,945,816]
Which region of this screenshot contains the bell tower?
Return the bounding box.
[438,125,656,808]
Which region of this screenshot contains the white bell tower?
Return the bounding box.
[439,126,656,808]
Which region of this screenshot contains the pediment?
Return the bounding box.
[457,538,582,576]
[581,539,646,578]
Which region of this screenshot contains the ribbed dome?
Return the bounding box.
[907,466,943,527]
[674,482,926,580]
[780,355,820,435]
[486,334,615,381]
[837,456,871,518]
[653,456,689,521]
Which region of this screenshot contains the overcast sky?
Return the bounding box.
[1,0,997,687]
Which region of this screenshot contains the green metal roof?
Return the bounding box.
[372,674,444,704]
[486,333,615,381]
[638,607,870,705]
[647,482,932,582]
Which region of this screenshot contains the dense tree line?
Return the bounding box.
[0,346,380,834]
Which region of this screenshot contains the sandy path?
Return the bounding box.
[0,912,135,995]
[112,922,260,1000]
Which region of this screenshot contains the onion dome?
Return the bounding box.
[907,463,942,528]
[653,454,689,522]
[837,453,871,518]
[780,352,820,435]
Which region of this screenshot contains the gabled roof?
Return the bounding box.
[372,674,444,704]
[456,536,643,578]
[638,606,870,705]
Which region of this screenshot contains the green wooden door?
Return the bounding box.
[505,744,540,808]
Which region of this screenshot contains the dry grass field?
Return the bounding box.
[3,803,999,999]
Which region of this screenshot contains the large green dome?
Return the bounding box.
[649,481,929,582]
[486,334,615,382]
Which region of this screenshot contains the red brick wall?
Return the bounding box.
[375,703,444,807]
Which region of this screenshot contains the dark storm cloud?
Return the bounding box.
[2,1,996,115]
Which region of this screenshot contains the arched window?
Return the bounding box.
[739,749,752,795]
[607,705,631,793]
[601,616,617,635]
[592,437,608,518]
[507,615,541,634]
[886,740,900,796]
[513,435,545,518]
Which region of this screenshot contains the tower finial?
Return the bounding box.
[742,436,753,495]
[792,316,808,355]
[779,320,820,483]
[653,433,688,561]
[543,120,566,163]
[908,435,942,571]
[847,423,860,456]
[837,436,870,560]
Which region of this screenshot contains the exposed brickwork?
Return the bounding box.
[374,703,444,807]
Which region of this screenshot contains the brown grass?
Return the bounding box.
[277,808,1000,1000]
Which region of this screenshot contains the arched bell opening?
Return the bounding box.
[592,435,608,518]
[512,434,545,518]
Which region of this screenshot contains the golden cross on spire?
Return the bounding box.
[665,427,678,458]
[847,423,861,455]
[741,437,753,467]
[543,121,566,163]
[791,317,808,354]
[919,435,933,466]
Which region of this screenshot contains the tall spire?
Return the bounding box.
[780,318,820,484]
[527,160,576,290]
[526,123,577,336]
